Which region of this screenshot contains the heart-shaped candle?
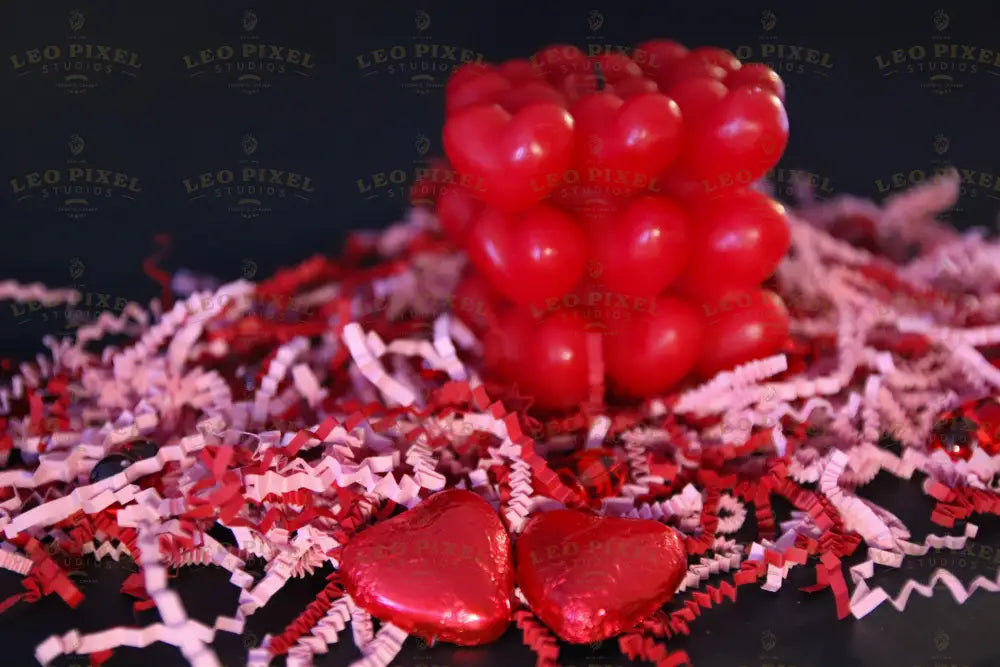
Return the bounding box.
[465,203,587,306]
[515,510,686,643]
[443,102,574,212]
[340,489,514,645]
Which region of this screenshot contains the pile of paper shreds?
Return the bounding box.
[1,170,1000,667]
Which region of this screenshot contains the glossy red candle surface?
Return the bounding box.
[438,41,793,400]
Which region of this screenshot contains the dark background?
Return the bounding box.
[2,0,1000,665]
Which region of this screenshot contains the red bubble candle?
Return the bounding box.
[424,41,792,408]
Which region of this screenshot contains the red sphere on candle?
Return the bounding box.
[603,295,703,397]
[584,195,691,298]
[695,288,790,378]
[464,203,587,306]
[675,188,790,298]
[440,43,792,402]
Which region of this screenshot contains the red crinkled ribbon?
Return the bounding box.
[268,573,345,656]
[5,173,1000,667]
[513,606,560,667]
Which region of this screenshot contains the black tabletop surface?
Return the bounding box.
[2,470,999,667]
[2,0,1000,665]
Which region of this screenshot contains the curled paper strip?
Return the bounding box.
[4,171,1000,667]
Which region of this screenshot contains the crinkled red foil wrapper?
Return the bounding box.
[2,171,1000,667]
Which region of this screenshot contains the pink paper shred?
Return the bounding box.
[3,172,1000,666]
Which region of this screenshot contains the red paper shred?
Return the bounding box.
[268,574,345,656]
[142,233,174,310]
[513,607,560,667]
[89,649,114,666]
[5,175,1000,666]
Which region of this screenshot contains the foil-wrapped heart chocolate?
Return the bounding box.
[340,489,514,645]
[516,510,687,643]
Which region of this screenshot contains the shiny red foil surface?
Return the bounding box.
[340,489,514,645]
[515,510,687,643]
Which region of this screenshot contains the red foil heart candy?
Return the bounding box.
[515,510,687,643]
[340,489,515,645]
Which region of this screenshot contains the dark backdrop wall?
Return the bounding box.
[3,3,1000,667]
[2,0,999,358]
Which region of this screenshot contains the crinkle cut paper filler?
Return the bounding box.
[3,169,1000,667]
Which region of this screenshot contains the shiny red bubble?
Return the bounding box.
[675,188,790,297]
[465,203,587,306]
[726,62,786,101]
[570,92,683,195]
[444,103,575,212]
[687,46,743,74]
[603,295,703,398]
[671,86,789,184]
[633,39,689,79]
[584,195,690,298]
[695,287,790,378]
